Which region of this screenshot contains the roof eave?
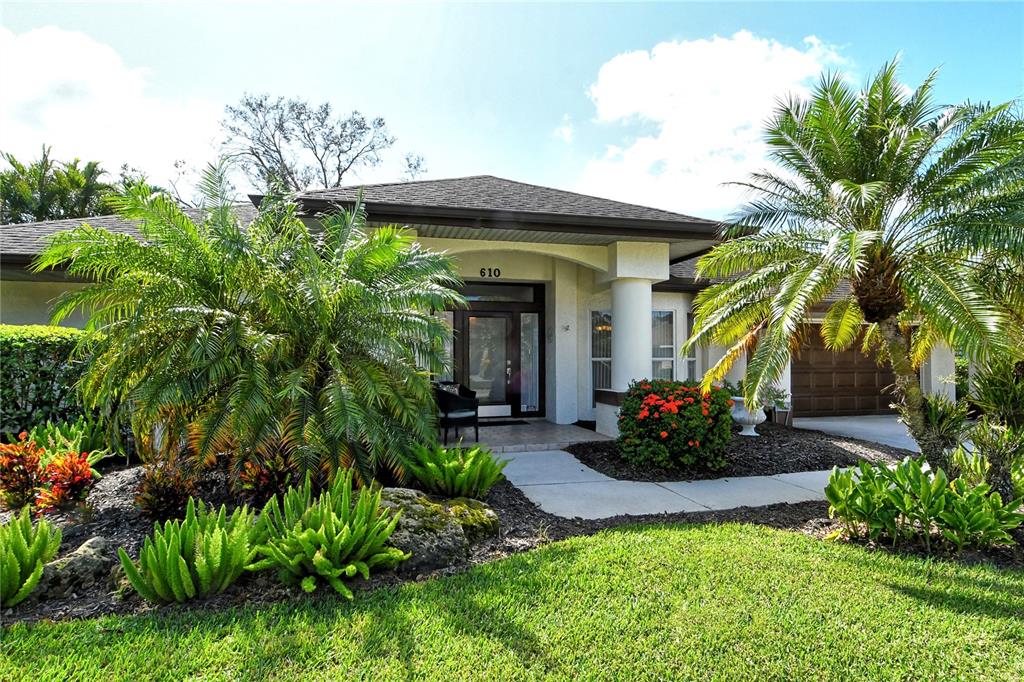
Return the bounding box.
[289,197,722,241]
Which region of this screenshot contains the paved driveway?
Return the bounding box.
[792,415,919,452]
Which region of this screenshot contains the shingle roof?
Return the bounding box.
[660,255,854,302]
[1,205,259,262]
[291,175,720,236]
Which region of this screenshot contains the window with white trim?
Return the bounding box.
[651,311,675,380]
[685,312,698,380]
[591,311,612,405]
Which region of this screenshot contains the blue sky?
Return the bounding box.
[1,1,1021,218]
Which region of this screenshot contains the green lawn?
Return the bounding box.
[3,524,1023,681]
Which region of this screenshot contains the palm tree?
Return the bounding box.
[685,60,1024,464]
[1,146,114,224]
[34,163,464,482]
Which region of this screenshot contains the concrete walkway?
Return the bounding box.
[503,450,833,520]
[793,415,919,452]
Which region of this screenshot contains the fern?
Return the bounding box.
[117,497,261,604]
[406,443,508,499]
[251,470,408,598]
[0,507,61,607]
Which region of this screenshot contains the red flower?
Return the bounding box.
[727,399,735,407]
[660,431,668,439]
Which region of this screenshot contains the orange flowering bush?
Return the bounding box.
[617,379,734,470]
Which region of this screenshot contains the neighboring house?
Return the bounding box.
[0,175,955,435]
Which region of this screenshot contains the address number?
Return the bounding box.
[480,267,502,278]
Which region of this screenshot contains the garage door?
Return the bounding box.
[791,327,896,417]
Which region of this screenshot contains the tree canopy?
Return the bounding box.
[1,146,115,224]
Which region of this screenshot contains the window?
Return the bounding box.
[591,310,678,404]
[591,311,612,405]
[684,312,698,381]
[651,311,675,380]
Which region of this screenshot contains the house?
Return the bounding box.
[0,175,956,435]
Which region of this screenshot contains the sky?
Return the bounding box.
[1,1,1022,219]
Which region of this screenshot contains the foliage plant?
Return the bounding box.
[971,360,1024,429]
[825,458,1024,551]
[406,443,507,499]
[15,414,109,462]
[684,59,1024,467]
[34,163,463,483]
[897,394,969,473]
[0,325,85,433]
[966,419,1024,502]
[117,498,261,604]
[135,459,197,521]
[0,435,44,510]
[617,379,734,470]
[252,470,408,598]
[34,451,95,514]
[235,449,297,506]
[0,507,61,607]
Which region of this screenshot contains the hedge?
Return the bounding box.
[0,325,86,433]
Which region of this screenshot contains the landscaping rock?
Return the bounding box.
[38,536,117,600]
[444,497,500,543]
[380,487,469,576]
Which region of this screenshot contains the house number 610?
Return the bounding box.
[480,267,501,278]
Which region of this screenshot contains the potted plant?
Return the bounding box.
[722,380,766,437]
[762,386,792,426]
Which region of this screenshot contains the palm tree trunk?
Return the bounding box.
[877,319,936,464]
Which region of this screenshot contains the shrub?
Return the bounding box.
[0,325,86,433]
[617,379,733,470]
[252,470,408,598]
[135,459,197,521]
[966,419,1024,502]
[939,480,1024,551]
[972,360,1024,428]
[0,507,61,607]
[906,394,969,471]
[34,451,95,514]
[0,434,43,509]
[825,458,1024,551]
[406,443,507,499]
[235,450,297,506]
[15,413,108,460]
[117,498,261,604]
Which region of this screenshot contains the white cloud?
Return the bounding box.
[0,26,221,193]
[577,31,848,219]
[552,113,574,143]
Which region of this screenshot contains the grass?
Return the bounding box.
[3,523,1023,681]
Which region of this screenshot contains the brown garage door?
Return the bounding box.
[791,327,896,417]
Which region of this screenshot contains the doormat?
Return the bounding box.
[479,419,530,427]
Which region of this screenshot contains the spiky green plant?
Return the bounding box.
[117,498,261,604]
[251,470,408,598]
[0,507,61,607]
[407,443,508,499]
[33,162,464,482]
[686,59,1024,466]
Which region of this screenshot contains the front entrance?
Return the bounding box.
[446,283,545,418]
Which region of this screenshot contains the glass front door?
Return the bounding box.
[467,314,510,405]
[445,283,545,418]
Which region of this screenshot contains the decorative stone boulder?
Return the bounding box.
[37,536,117,600]
[379,488,499,576]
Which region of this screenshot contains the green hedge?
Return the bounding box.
[0,325,85,432]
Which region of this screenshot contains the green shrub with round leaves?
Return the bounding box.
[0,324,86,433]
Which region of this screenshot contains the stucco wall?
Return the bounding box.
[0,280,87,328]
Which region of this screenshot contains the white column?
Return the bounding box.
[920,343,956,400]
[547,259,579,424]
[611,277,653,391]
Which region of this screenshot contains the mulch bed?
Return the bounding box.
[5,444,1021,626]
[565,422,912,482]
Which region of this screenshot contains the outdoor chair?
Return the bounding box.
[434,382,479,445]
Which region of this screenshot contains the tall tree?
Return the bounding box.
[34,163,463,482]
[685,60,1024,464]
[222,94,424,192]
[0,146,114,224]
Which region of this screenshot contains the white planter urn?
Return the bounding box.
[731,396,766,437]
